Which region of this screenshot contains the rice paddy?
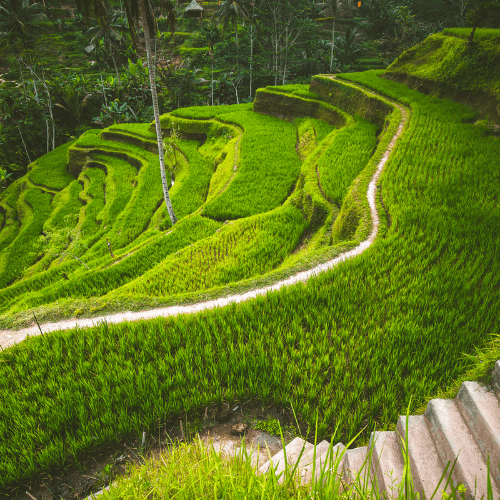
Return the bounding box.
[0,68,499,497]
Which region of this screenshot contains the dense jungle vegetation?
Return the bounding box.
[2,0,497,187]
[1,0,500,498]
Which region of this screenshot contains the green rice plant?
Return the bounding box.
[294,117,336,160]
[2,72,500,494]
[317,119,377,207]
[107,122,156,139]
[0,189,53,288]
[77,167,107,240]
[442,27,500,40]
[21,180,84,277]
[171,102,252,119]
[253,88,349,128]
[2,215,221,310]
[44,180,84,234]
[113,203,308,297]
[0,181,22,255]
[149,140,214,231]
[310,75,393,129]
[92,156,136,229]
[265,84,310,94]
[202,110,301,220]
[27,141,76,191]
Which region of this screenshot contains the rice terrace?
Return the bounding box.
[0,0,500,497]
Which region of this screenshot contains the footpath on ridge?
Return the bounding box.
[0,81,409,350]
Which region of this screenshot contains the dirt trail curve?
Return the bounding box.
[0,81,409,350]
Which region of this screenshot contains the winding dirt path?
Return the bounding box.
[0,83,408,350]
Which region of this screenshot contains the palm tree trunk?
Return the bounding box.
[140,1,177,226]
[16,124,32,165]
[249,4,254,98]
[111,51,122,85]
[99,69,108,107]
[234,17,239,72]
[211,56,214,106]
[330,17,335,73]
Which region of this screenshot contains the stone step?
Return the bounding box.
[313,442,345,482]
[425,398,500,500]
[342,446,371,486]
[457,381,500,487]
[296,440,330,484]
[397,415,452,499]
[369,431,405,498]
[491,361,500,392]
[259,437,313,481]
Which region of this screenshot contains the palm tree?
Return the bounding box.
[0,0,46,53]
[321,0,342,73]
[77,0,178,226]
[214,0,249,49]
[85,7,129,84]
[201,22,221,105]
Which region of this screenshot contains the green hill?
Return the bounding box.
[384,28,500,124]
[1,60,500,495]
[0,84,387,330]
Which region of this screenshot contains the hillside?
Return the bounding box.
[384,28,500,124]
[1,60,500,498]
[0,84,389,331]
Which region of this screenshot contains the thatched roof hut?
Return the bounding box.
[184,0,204,18]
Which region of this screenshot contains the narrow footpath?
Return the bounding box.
[0,82,409,350]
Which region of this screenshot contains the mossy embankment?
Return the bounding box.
[383,28,500,124]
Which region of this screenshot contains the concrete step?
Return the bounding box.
[425,398,500,500]
[342,446,371,486]
[369,431,405,498]
[313,442,345,482]
[259,437,313,481]
[297,440,331,484]
[397,415,452,499]
[491,361,500,391]
[457,381,500,487]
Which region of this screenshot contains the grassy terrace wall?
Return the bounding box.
[384,29,500,124]
[253,88,348,128]
[309,75,393,130]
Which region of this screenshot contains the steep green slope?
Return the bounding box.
[1,71,499,496]
[0,88,385,327]
[384,28,500,124]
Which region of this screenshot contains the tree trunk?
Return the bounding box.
[100,69,108,106]
[283,25,288,85]
[111,50,122,85]
[330,17,336,73]
[17,124,32,164]
[40,70,56,151]
[140,1,177,226]
[46,119,50,154]
[211,56,214,106]
[249,24,253,98]
[468,23,478,46]
[234,17,239,72]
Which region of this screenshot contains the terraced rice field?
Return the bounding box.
[0,71,499,496]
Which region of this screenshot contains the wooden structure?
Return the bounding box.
[184,0,204,18]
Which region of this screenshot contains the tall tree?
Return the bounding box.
[321,0,342,73]
[201,22,222,105]
[215,0,249,49]
[77,0,178,226]
[465,0,500,45]
[85,6,130,84]
[0,0,45,53]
